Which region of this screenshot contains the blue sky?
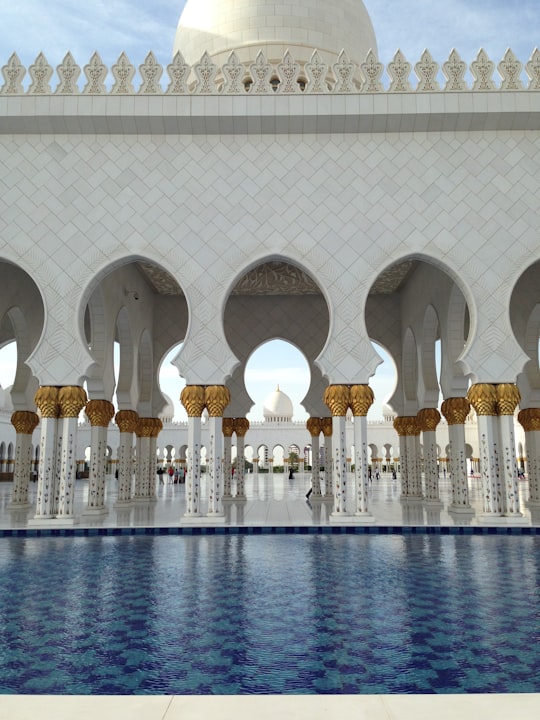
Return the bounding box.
[0,1,536,420]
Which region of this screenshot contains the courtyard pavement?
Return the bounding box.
[0,471,538,530]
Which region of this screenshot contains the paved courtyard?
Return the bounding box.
[0,472,537,529]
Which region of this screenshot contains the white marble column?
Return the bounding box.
[146,418,162,501]
[394,417,420,499]
[350,385,374,519]
[9,411,39,508]
[321,418,333,499]
[205,385,230,518]
[496,384,522,517]
[234,418,250,500]
[441,397,473,513]
[222,418,234,499]
[417,408,442,504]
[518,408,540,505]
[468,384,503,518]
[181,385,206,517]
[115,410,138,505]
[84,399,115,515]
[55,386,87,520]
[33,387,60,520]
[324,385,350,519]
[306,417,322,498]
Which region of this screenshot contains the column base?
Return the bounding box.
[205,513,226,523]
[526,500,540,507]
[353,512,376,523]
[447,504,474,514]
[477,513,529,525]
[113,499,133,508]
[132,496,157,504]
[181,514,225,524]
[81,507,108,517]
[28,516,78,526]
[423,499,444,508]
[400,495,423,502]
[7,502,31,510]
[235,495,247,502]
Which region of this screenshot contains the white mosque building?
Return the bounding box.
[0,0,539,524]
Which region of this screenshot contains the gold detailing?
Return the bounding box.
[180,385,206,417]
[222,417,235,437]
[441,397,470,425]
[115,410,139,433]
[467,384,497,416]
[323,385,350,417]
[496,383,521,415]
[137,417,162,438]
[320,417,333,437]
[518,408,540,432]
[58,386,87,418]
[393,416,419,436]
[349,385,374,416]
[234,418,250,437]
[34,386,60,418]
[306,417,322,437]
[205,385,231,417]
[416,408,441,432]
[85,399,115,427]
[11,410,39,435]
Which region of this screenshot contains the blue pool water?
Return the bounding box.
[0,534,539,695]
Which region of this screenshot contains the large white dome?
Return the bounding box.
[174,0,378,69]
[263,386,294,422]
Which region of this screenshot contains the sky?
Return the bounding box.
[0,1,536,421]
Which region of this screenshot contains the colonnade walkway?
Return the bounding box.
[0,471,538,529]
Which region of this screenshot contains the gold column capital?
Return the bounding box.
[320,417,333,437]
[416,407,441,432]
[306,417,322,437]
[180,385,206,417]
[467,383,497,416]
[349,384,374,416]
[85,399,115,427]
[58,386,87,418]
[205,385,231,417]
[11,410,39,434]
[222,417,235,437]
[323,384,350,417]
[138,417,162,438]
[34,386,60,418]
[393,416,419,436]
[115,410,139,433]
[234,417,250,437]
[496,383,521,415]
[518,408,540,432]
[441,396,470,425]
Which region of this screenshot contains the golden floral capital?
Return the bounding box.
[34,386,60,418]
[441,397,470,425]
[349,385,374,416]
[115,410,139,433]
[85,399,115,427]
[58,386,87,418]
[320,417,333,437]
[222,417,235,437]
[416,407,441,432]
[467,383,497,416]
[180,385,206,417]
[11,410,39,435]
[518,408,540,432]
[496,383,521,415]
[205,385,231,417]
[306,417,322,437]
[323,384,350,417]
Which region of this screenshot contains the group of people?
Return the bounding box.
[157,465,185,484]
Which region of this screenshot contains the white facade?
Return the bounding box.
[0,0,539,523]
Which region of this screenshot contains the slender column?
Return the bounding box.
[441,397,473,512]
[518,408,540,504]
[181,385,206,516]
[115,410,138,504]
[350,384,374,517]
[417,408,441,504]
[234,418,250,500]
[84,399,115,514]
[134,418,156,500]
[57,386,87,519]
[321,417,333,499]
[409,420,423,498]
[252,457,259,478]
[33,387,60,519]
[468,384,503,516]
[9,411,39,508]
[324,385,350,517]
[393,418,408,496]
[496,384,522,516]
[222,418,234,499]
[205,385,230,516]
[306,417,322,498]
[393,417,421,498]
[147,418,162,500]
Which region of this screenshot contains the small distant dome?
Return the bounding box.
[263,385,294,422]
[382,403,396,421]
[174,0,378,71]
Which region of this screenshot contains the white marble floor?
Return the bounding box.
[0,471,538,529]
